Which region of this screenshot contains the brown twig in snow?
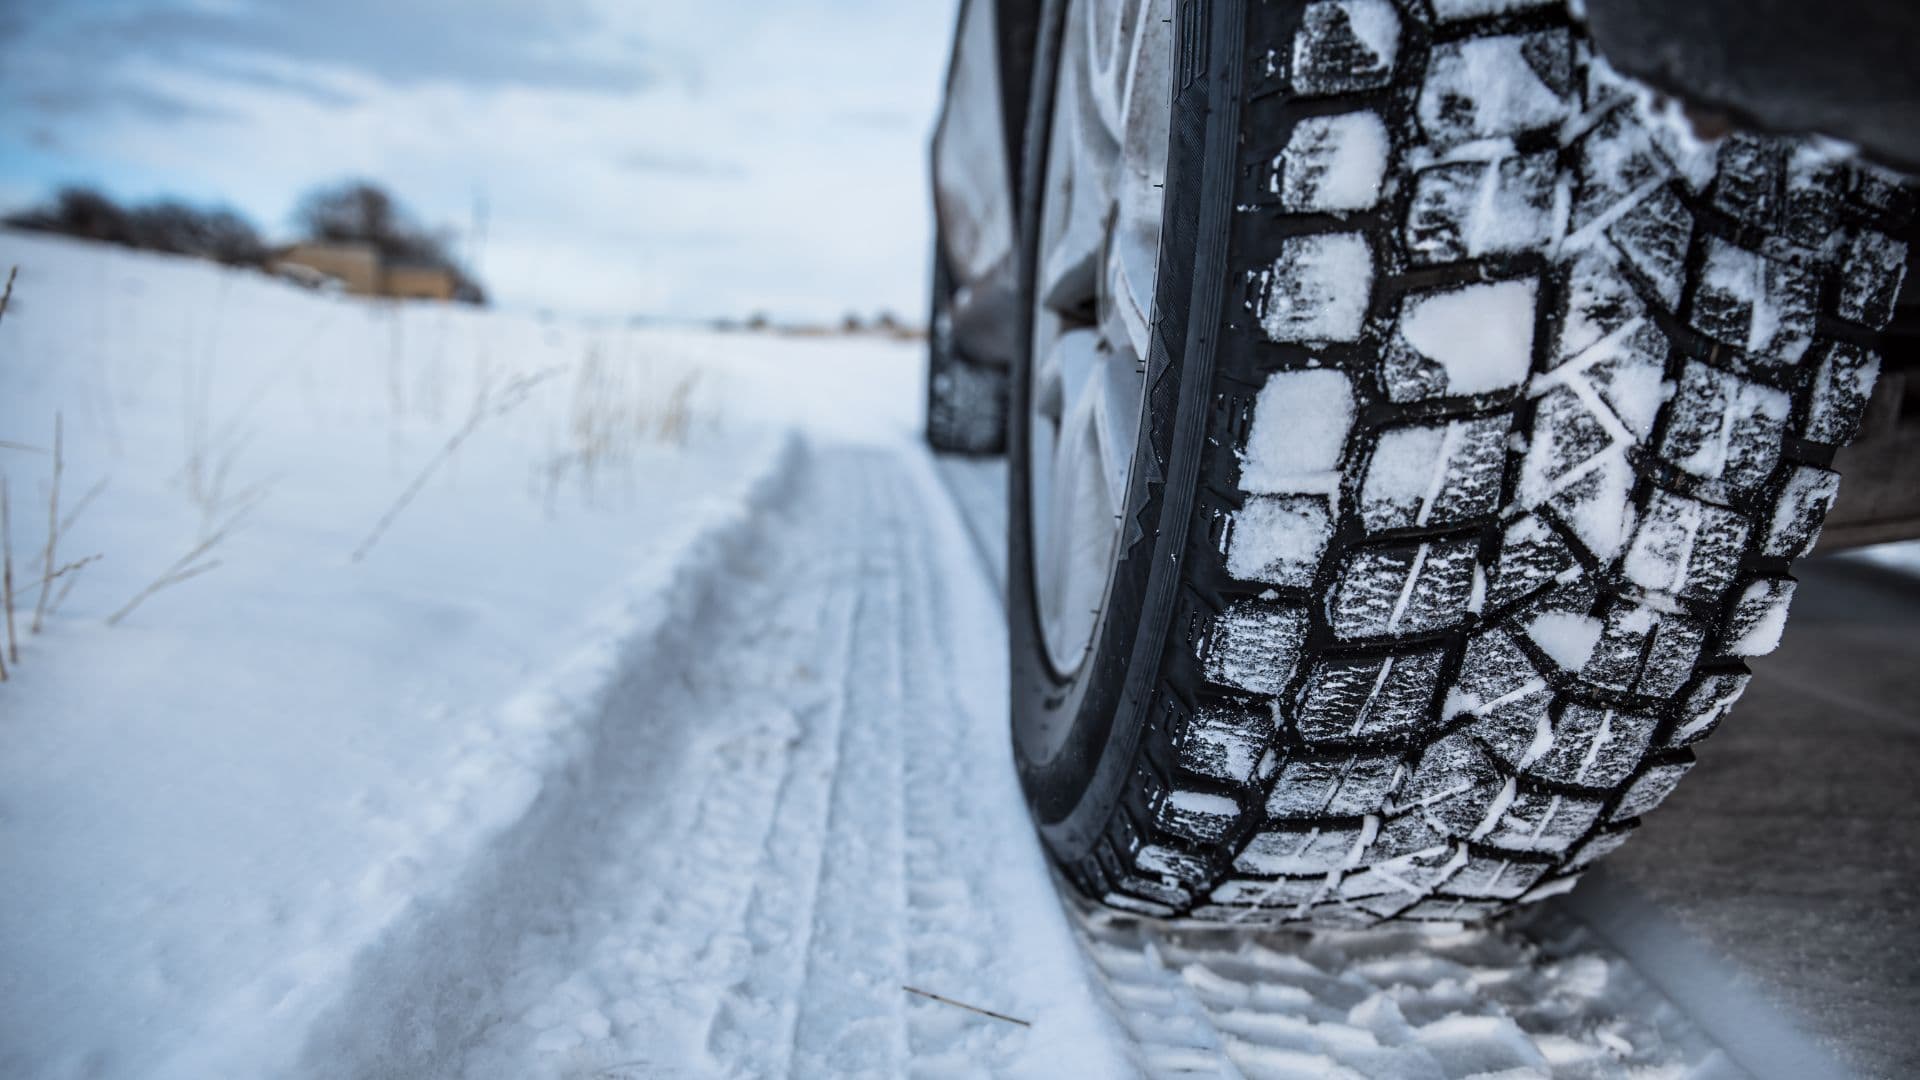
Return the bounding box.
[0,266,15,331]
[900,986,1031,1027]
[350,367,558,563]
[31,413,60,633]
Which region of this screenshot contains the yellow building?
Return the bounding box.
[383,263,457,301]
[273,241,382,295]
[272,243,459,302]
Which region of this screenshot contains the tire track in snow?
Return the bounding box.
[703,564,866,1073]
[890,447,1137,1078]
[1071,914,1244,1079]
[301,439,887,1079]
[272,440,811,1080]
[893,460,1035,1077]
[427,444,1126,1079]
[1065,898,1747,1079]
[452,495,851,1076]
[786,467,914,1078]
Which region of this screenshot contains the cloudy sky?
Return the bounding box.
[0,0,958,321]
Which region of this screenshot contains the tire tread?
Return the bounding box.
[1074,0,1910,926]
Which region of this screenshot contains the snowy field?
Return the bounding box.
[0,232,1851,1078]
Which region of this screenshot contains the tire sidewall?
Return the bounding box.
[1009,0,1245,866]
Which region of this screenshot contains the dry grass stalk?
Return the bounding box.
[352,367,557,562]
[899,985,1030,1027]
[16,554,104,604]
[657,372,700,447]
[180,357,259,535]
[60,476,109,536]
[106,494,259,627]
[48,553,103,616]
[2,475,15,664]
[31,413,60,634]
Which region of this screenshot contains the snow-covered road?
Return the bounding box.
[302,443,1756,1079]
[2,233,1887,1078]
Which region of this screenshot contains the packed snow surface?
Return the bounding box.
[0,233,1803,1078]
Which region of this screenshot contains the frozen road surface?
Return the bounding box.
[0,233,1902,1078]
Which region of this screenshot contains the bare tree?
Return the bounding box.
[6,191,265,267]
[294,180,488,304]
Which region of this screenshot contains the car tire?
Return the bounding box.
[927,239,1011,454]
[1009,0,1911,924]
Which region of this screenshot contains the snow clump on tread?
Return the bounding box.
[1275,111,1391,212]
[1074,0,1912,927]
[1252,232,1374,342]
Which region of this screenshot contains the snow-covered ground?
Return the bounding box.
[0,233,1848,1078]
[0,231,917,1077]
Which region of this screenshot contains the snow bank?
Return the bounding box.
[0,231,918,1078]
